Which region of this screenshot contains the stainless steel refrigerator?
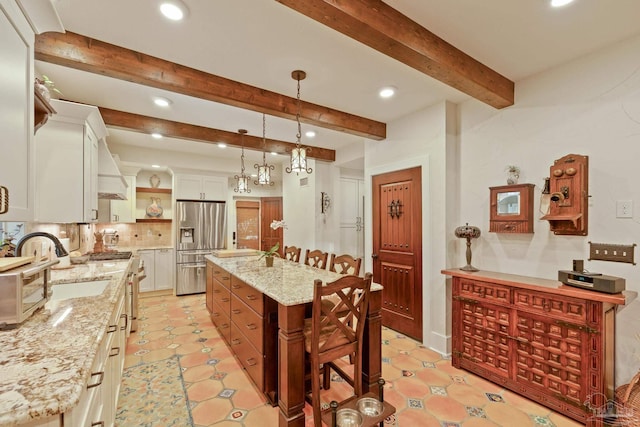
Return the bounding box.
[175,200,226,295]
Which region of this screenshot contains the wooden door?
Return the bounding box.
[236,201,260,249]
[372,167,422,341]
[260,197,283,257]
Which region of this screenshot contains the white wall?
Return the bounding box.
[364,101,458,354]
[458,33,640,385]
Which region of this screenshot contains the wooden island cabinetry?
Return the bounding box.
[206,259,278,404]
[442,269,630,425]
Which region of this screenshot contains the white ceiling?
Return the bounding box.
[37,0,640,172]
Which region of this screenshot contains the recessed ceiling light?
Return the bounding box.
[270,152,278,156]
[305,130,316,138]
[379,86,396,98]
[160,1,188,20]
[151,164,161,168]
[250,173,258,178]
[550,0,575,7]
[153,97,172,107]
[218,143,227,148]
[151,133,163,139]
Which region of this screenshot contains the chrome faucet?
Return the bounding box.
[15,232,69,258]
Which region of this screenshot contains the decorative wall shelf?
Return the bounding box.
[136,187,171,194]
[34,90,55,134]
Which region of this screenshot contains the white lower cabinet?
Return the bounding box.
[61,287,126,427]
[139,248,175,292]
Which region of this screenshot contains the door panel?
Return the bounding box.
[236,201,260,250]
[260,197,283,257]
[372,167,422,341]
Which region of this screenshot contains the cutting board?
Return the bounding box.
[0,256,35,272]
[211,249,259,258]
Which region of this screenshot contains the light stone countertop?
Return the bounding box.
[0,259,131,426]
[205,255,382,306]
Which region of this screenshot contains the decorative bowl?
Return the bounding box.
[336,408,362,427]
[357,397,383,417]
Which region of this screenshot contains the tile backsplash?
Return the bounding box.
[95,222,172,248]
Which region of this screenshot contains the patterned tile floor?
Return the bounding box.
[120,293,583,427]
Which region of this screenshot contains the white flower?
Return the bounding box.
[270,220,287,230]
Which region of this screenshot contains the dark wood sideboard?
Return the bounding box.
[442,269,630,426]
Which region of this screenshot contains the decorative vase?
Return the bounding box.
[35,81,51,101]
[506,170,519,185]
[265,256,274,267]
[146,197,163,218]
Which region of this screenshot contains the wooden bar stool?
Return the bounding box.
[283,245,301,262]
[303,273,372,427]
[304,249,329,269]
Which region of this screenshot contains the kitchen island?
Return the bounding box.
[205,254,384,427]
[0,259,132,426]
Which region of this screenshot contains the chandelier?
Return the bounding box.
[286,70,312,175]
[234,129,250,193]
[254,113,274,186]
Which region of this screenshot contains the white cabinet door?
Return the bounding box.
[84,126,99,222]
[175,175,204,200]
[110,175,136,222]
[339,178,365,258]
[154,248,174,291]
[34,101,106,223]
[201,176,227,201]
[138,250,155,293]
[0,2,34,221]
[175,174,227,201]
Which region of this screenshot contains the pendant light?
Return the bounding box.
[254,113,274,186]
[286,70,312,175]
[234,129,250,193]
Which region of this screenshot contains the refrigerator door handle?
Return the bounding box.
[181,264,206,269]
[179,251,210,256]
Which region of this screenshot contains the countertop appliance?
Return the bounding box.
[175,200,226,295]
[0,259,59,328]
[559,270,626,294]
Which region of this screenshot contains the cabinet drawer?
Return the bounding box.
[211,300,231,343]
[458,279,511,304]
[513,289,587,322]
[211,263,231,289]
[489,220,530,233]
[231,294,264,352]
[212,280,231,317]
[231,276,264,316]
[230,323,264,391]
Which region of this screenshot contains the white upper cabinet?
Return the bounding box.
[35,100,107,223]
[0,0,63,221]
[174,174,226,201]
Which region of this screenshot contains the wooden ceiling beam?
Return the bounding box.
[35,31,386,140]
[276,0,515,109]
[98,107,337,162]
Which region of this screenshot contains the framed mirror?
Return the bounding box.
[489,184,534,233]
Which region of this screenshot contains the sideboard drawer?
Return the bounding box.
[211,300,231,343]
[513,289,587,322]
[231,294,264,352]
[231,276,264,316]
[212,264,231,290]
[458,279,511,305]
[213,280,231,317]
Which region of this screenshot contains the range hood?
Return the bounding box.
[97,139,128,200]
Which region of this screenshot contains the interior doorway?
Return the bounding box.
[235,200,260,250]
[372,167,423,341]
[260,197,283,257]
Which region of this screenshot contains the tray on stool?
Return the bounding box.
[322,379,396,427]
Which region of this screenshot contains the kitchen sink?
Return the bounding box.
[49,280,111,301]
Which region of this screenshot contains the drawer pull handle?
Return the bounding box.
[222,277,229,281]
[107,324,117,333]
[87,372,104,389]
[231,339,241,345]
[109,347,120,357]
[219,323,229,329]
[246,323,257,330]
[213,290,220,294]
[121,313,128,331]
[232,309,241,314]
[232,284,240,289]
[91,422,105,427]
[221,298,230,303]
[212,313,219,317]
[246,295,257,301]
[246,357,257,367]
